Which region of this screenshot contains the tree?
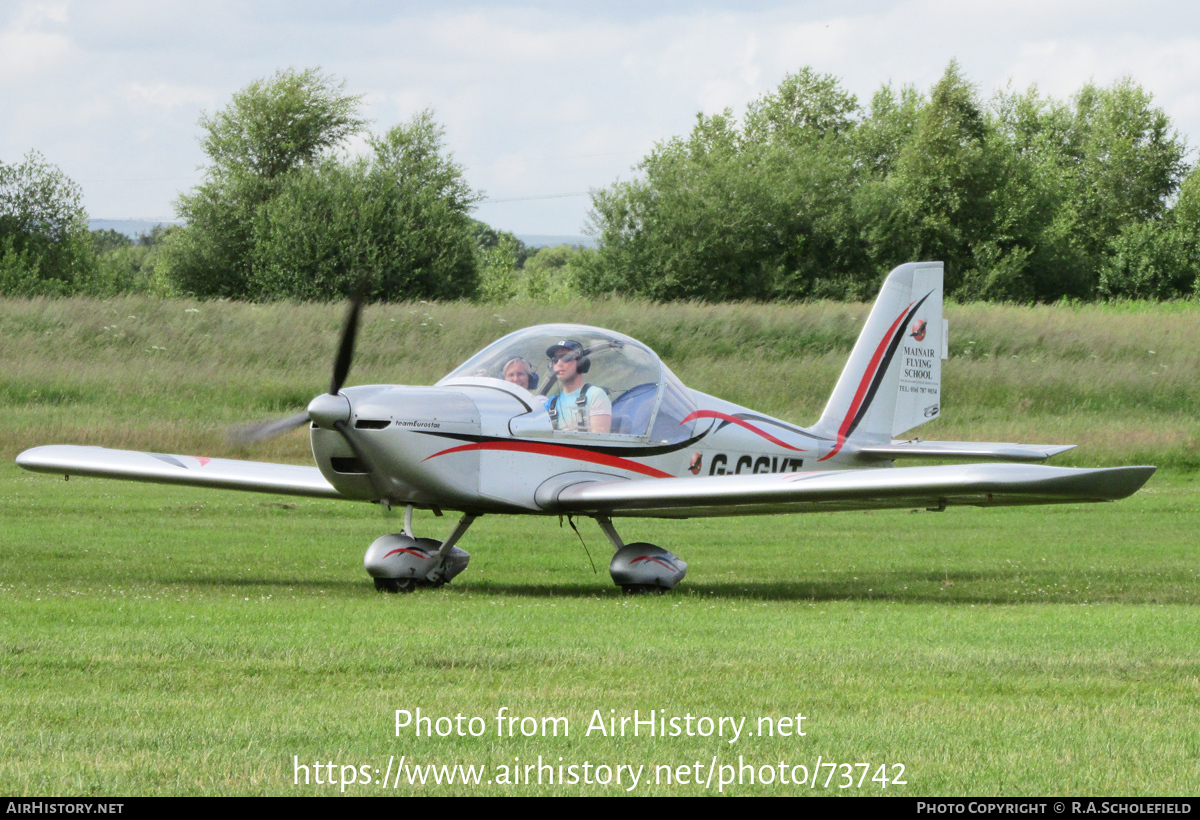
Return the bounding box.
[1097,219,1191,299]
[1098,163,1200,300]
[885,62,998,294]
[198,68,366,182]
[471,220,533,268]
[1068,79,1188,248]
[521,244,593,302]
[167,71,484,301]
[1171,166,1200,296]
[248,112,481,301]
[586,70,865,301]
[167,68,366,298]
[0,151,94,296]
[853,83,924,179]
[476,231,519,303]
[586,64,1193,303]
[744,67,859,145]
[990,78,1190,299]
[984,85,1087,300]
[91,225,177,297]
[90,228,132,255]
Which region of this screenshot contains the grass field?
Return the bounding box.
[1,295,1198,796]
[2,468,1198,796]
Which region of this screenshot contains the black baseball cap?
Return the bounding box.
[546,340,584,359]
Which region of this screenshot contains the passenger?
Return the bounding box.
[545,340,611,433]
[502,357,538,392]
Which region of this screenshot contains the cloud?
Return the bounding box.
[124,82,217,111]
[4,1,1199,233]
[0,3,73,81]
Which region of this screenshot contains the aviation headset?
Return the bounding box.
[546,340,590,374]
[502,357,539,391]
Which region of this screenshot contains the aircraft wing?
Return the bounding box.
[16,445,343,499]
[546,463,1156,518]
[854,441,1076,462]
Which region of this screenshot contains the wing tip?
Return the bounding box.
[1105,465,1157,499]
[16,445,63,471]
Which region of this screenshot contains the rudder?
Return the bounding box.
[814,262,945,458]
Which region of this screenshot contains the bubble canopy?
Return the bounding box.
[438,324,699,442]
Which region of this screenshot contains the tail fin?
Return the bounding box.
[814,262,945,458]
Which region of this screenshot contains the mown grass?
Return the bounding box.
[2,295,1198,795]
[1,467,1198,795]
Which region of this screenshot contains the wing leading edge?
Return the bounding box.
[547,463,1156,518]
[16,445,343,499]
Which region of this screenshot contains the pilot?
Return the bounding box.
[545,340,611,433]
[502,357,538,392]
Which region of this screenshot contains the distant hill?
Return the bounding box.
[90,221,595,250]
[89,219,182,239]
[516,235,596,249]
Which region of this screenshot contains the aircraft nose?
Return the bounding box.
[307,392,352,429]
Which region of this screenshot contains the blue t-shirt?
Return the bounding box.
[550,384,612,431]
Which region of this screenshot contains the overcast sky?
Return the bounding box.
[3,0,1200,237]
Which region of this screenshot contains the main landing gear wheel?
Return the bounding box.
[595,517,688,592]
[621,584,668,595]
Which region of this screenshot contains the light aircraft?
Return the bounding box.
[16,262,1155,593]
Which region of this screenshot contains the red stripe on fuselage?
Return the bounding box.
[423,441,673,478]
[820,299,915,461]
[682,410,805,451]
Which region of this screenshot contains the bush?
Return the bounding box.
[0,151,93,296]
[166,70,480,302]
[249,114,480,302]
[1098,221,1193,300]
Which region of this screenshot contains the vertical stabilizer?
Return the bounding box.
[814,262,944,458]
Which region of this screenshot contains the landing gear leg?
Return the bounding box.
[594,515,687,593]
[595,516,625,552]
[427,514,476,586]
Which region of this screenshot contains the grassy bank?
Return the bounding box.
[1,295,1197,468]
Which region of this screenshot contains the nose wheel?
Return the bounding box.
[365,509,475,592]
[374,577,415,594]
[374,577,446,594]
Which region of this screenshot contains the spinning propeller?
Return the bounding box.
[229,289,365,446]
[228,287,391,501]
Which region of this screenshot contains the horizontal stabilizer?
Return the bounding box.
[853,441,1076,462]
[16,445,343,499]
[546,463,1156,518]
